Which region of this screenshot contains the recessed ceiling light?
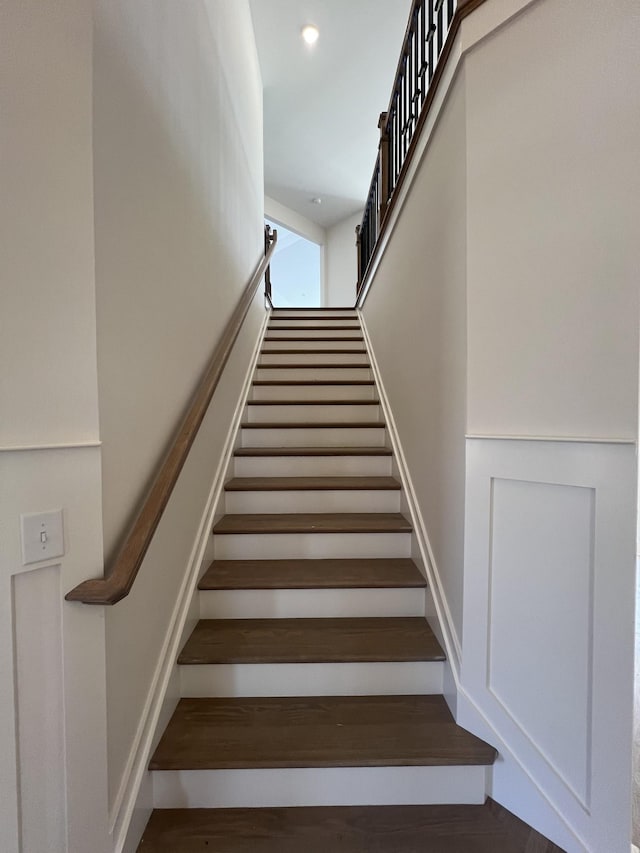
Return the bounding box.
[301,24,319,46]
[311,197,322,205]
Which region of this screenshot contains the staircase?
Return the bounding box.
[137,308,563,852]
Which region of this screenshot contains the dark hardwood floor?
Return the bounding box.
[177,616,445,664]
[138,801,566,852]
[149,695,497,771]
[198,557,426,589]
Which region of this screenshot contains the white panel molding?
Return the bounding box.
[466,433,634,445]
[12,565,66,853]
[358,313,463,674]
[461,438,636,853]
[355,318,631,851]
[113,307,270,853]
[0,441,102,453]
[1,446,109,853]
[485,478,595,811]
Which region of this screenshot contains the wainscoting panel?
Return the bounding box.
[488,478,594,807]
[12,565,66,853]
[462,438,636,853]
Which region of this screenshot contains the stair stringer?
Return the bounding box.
[357,311,461,713]
[116,306,272,853]
[358,310,588,853]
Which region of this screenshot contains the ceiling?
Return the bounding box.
[249,0,413,229]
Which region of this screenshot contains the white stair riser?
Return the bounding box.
[152,766,487,809]
[214,531,411,560]
[240,426,386,447]
[250,384,376,402]
[198,587,425,619]
[245,404,381,424]
[259,352,369,365]
[262,340,365,351]
[255,367,372,382]
[224,489,401,515]
[233,455,393,477]
[180,661,443,698]
[266,330,361,340]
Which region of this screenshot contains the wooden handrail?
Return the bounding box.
[66,228,278,605]
[355,0,488,298]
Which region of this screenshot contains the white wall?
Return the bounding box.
[359,1,639,850]
[361,73,468,650]
[465,0,639,441]
[92,0,266,826]
[326,212,362,307]
[0,2,109,852]
[94,0,264,561]
[0,0,100,447]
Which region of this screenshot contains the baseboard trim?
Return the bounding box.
[358,312,462,677]
[112,306,271,853]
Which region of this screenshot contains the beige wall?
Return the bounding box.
[465,0,639,440]
[0,0,100,446]
[361,75,468,644]
[326,212,362,307]
[92,0,265,810]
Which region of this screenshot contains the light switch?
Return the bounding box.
[21,509,64,565]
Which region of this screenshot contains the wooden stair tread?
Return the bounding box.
[149,695,497,770]
[264,336,364,342]
[256,363,370,369]
[267,325,361,331]
[199,558,426,590]
[270,315,357,320]
[252,380,374,386]
[178,617,444,665]
[234,446,393,457]
[224,476,401,492]
[246,399,378,406]
[261,348,368,354]
[241,421,385,429]
[213,513,412,535]
[138,803,566,852]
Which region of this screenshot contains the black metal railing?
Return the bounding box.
[356,0,464,294]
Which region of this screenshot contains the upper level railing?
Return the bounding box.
[356,0,486,295]
[66,226,277,605]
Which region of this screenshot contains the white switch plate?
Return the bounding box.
[21,509,64,565]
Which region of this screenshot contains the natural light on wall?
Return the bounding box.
[265,219,322,307]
